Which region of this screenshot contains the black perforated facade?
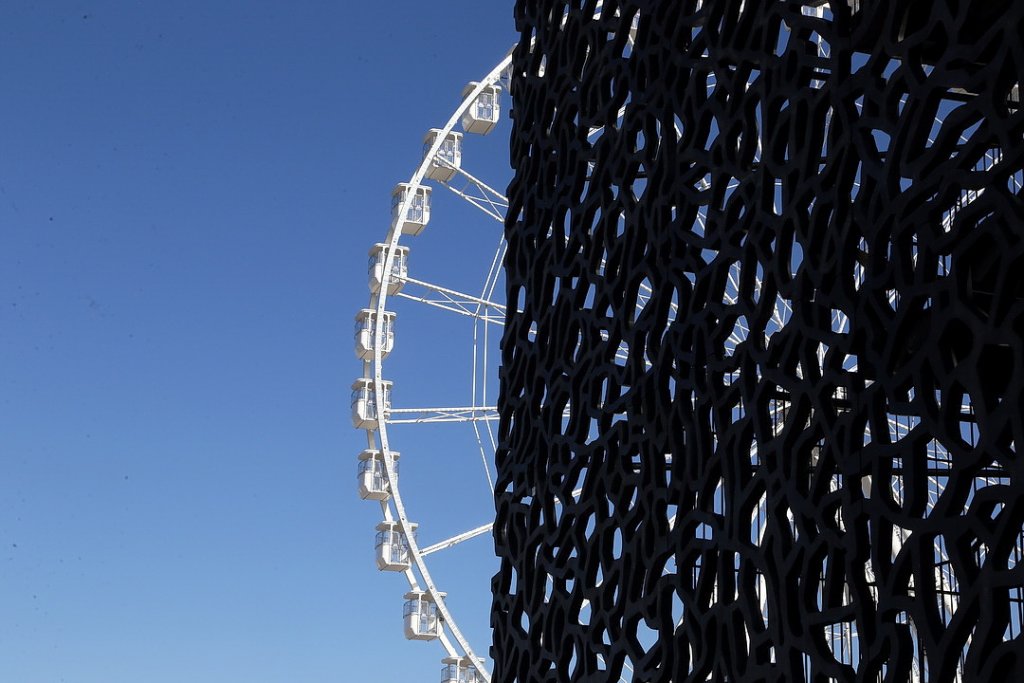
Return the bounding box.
[492,2,1024,681]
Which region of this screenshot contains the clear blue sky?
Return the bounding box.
[0,2,517,681]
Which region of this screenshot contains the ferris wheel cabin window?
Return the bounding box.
[392,183,432,235]
[375,521,415,572]
[460,82,502,135]
[403,590,445,640]
[368,243,409,295]
[423,129,463,182]
[357,449,399,501]
[354,309,395,360]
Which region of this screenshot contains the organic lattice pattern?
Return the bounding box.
[492,1,1024,681]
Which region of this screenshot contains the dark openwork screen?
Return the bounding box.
[493,1,1024,681]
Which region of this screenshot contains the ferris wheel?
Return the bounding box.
[352,51,515,683]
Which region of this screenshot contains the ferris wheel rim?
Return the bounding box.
[365,49,515,681]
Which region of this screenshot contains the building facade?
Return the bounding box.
[493,2,1024,681]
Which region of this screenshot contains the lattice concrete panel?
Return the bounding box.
[493,1,1024,681]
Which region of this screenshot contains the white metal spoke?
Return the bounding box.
[471,232,504,494]
[586,103,630,140]
[420,523,494,556]
[403,275,505,310]
[472,420,497,493]
[436,163,509,223]
[420,488,587,561]
[770,297,792,331]
[394,273,505,323]
[387,406,499,424]
[395,290,506,323]
[480,238,506,305]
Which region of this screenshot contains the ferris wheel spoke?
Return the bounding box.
[586,103,631,141]
[419,488,589,559]
[833,309,850,334]
[471,417,497,492]
[395,276,506,323]
[401,276,505,312]
[387,406,499,424]
[420,523,494,557]
[436,164,509,224]
[769,297,792,331]
[478,236,507,306]
[395,291,506,323]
